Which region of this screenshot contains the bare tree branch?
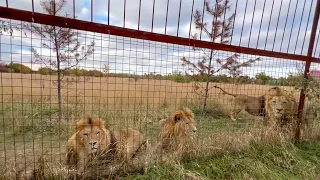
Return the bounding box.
[24,0,95,121]
[181,0,260,112]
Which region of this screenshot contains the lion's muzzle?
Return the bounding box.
[89,141,98,152]
[274,108,284,117]
[190,126,197,137]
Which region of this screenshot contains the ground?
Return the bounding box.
[123,141,320,180]
[0,73,319,179]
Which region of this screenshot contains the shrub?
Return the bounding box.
[0,62,9,72]
[38,67,54,75]
[87,70,104,77]
[68,68,86,76]
[8,63,32,74]
[168,71,192,83]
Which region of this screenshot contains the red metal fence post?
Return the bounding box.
[296,0,320,141]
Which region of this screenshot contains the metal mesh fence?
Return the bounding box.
[0,0,320,179]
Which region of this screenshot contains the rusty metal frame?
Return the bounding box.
[0,7,319,63]
[0,0,320,141]
[295,0,320,141]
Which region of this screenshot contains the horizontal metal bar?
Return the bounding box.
[0,7,319,63]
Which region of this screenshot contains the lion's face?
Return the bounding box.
[269,96,294,118]
[176,116,197,136]
[173,108,197,136]
[75,118,108,154]
[77,126,106,153]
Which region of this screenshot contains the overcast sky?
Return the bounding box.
[1,0,320,78]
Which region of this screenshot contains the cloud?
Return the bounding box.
[2,0,319,78]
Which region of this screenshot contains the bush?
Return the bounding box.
[0,62,9,72]
[168,71,192,83]
[8,63,32,74]
[64,68,105,77]
[67,68,86,76]
[87,70,104,77]
[38,67,54,75]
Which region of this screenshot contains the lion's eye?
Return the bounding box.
[96,132,100,135]
[186,122,189,125]
[84,133,88,136]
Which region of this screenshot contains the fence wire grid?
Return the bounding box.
[0,0,320,179]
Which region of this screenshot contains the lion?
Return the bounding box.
[159,107,197,151]
[214,86,286,121]
[214,85,267,121]
[265,87,298,128]
[66,117,146,171]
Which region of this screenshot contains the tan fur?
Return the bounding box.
[265,87,298,128]
[214,86,266,120]
[159,107,197,151]
[66,117,146,171]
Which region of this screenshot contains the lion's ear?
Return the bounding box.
[75,119,85,132]
[174,114,181,123]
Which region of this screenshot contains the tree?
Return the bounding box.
[286,73,303,86]
[255,72,272,85]
[102,63,109,77]
[38,67,55,75]
[0,62,9,73]
[8,63,32,74]
[0,20,19,36]
[25,0,95,120]
[236,75,251,84]
[181,0,260,112]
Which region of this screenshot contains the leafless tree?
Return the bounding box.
[182,0,260,112]
[24,0,95,120]
[0,20,20,36]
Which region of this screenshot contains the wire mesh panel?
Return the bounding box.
[0,0,320,179]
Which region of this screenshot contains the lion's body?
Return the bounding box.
[159,108,197,151]
[111,128,146,160]
[265,88,298,128]
[66,117,146,171]
[214,86,266,120]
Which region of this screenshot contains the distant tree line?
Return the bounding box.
[0,62,106,77]
[0,62,304,86]
[166,71,303,86]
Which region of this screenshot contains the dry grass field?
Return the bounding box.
[0,73,300,108]
[1,73,319,179]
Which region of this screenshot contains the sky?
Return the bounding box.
[1,0,320,78]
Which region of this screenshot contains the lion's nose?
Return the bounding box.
[89,142,97,146]
[276,109,282,112]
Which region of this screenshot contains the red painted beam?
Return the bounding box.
[0,6,318,63]
[296,0,320,141]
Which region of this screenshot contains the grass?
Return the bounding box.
[0,73,319,179]
[0,73,300,107]
[122,142,320,180]
[1,99,319,180]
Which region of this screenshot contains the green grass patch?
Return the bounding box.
[123,141,320,180]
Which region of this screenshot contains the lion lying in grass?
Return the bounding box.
[214,85,267,121]
[159,107,197,151]
[66,117,146,171]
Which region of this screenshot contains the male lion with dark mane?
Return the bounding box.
[159,107,197,151]
[265,87,298,128]
[66,117,146,171]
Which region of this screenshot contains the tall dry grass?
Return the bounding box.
[0,73,318,179]
[9,118,320,180]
